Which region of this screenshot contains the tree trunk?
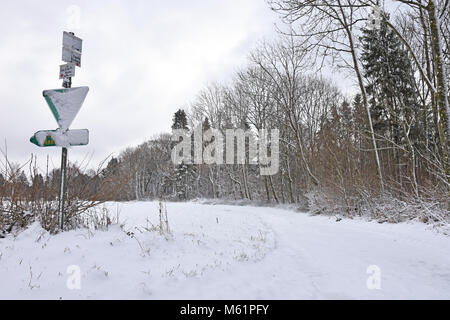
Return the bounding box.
[428,0,450,188]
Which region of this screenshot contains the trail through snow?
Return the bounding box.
[0,201,449,299]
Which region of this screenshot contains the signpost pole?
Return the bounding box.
[32,31,85,231]
[58,33,75,231]
[58,146,68,230]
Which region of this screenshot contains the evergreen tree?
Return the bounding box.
[103,157,120,177]
[361,15,420,141]
[172,109,188,130]
[361,15,421,191]
[174,162,189,200]
[170,109,193,200]
[202,117,211,131]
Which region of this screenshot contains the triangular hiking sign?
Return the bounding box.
[43,86,89,131]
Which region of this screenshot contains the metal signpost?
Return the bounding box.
[30,31,89,231]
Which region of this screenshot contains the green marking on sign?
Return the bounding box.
[30,135,39,146]
[44,135,56,146]
[44,95,61,122]
[53,89,68,93]
[43,88,70,121]
[30,133,56,147]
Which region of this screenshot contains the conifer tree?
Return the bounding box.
[361,16,421,192]
[171,109,192,200]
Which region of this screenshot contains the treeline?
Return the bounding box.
[104,1,449,220]
[3,1,448,227]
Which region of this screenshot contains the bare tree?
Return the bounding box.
[269,0,385,192]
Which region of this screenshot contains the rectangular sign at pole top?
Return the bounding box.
[59,63,75,79]
[62,31,82,67]
[63,31,82,53]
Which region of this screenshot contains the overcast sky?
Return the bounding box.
[0,0,358,174]
[0,0,283,171]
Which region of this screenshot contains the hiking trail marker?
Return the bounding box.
[30,129,89,147]
[30,31,88,231]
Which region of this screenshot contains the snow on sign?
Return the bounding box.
[43,86,89,131]
[62,31,82,67]
[63,31,82,52]
[30,129,89,147]
[59,63,75,79]
[62,47,82,67]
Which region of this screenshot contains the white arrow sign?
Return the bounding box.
[43,86,89,131]
[30,129,89,147]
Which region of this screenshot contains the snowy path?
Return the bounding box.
[206,207,450,299]
[0,201,449,299]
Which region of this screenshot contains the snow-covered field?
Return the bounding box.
[0,201,449,299]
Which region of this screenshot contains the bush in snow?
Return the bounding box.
[306,189,449,226]
[0,154,127,235]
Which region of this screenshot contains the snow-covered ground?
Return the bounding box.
[0,201,449,299]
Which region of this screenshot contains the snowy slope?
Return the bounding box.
[0,201,449,299]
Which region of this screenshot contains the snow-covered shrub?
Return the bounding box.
[358,195,449,225]
[306,189,449,226]
[0,155,127,234]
